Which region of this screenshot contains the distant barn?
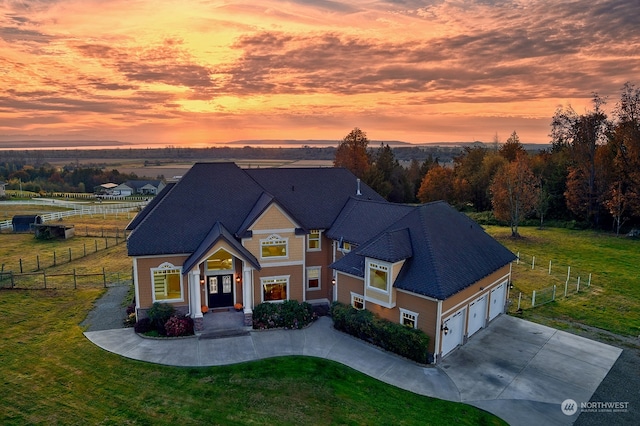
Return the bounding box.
[12,215,43,232]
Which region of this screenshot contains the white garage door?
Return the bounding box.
[441,308,465,357]
[467,295,487,337]
[489,282,506,321]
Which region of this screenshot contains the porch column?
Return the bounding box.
[190,269,204,332]
[242,266,253,326]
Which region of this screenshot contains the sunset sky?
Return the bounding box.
[1,0,638,147]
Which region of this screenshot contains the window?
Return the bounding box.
[400,308,418,329]
[307,230,321,251]
[262,276,289,302]
[306,267,321,291]
[351,293,364,310]
[206,249,233,272]
[152,263,183,302]
[367,261,389,292]
[261,234,288,259]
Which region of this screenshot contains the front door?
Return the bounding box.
[208,275,234,308]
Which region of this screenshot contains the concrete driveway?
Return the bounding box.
[439,315,622,426]
[85,312,621,426]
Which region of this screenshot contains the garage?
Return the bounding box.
[489,281,507,321]
[441,308,465,357]
[467,294,487,337]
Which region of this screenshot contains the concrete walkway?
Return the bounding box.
[84,315,621,426]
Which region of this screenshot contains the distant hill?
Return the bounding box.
[0,140,131,149]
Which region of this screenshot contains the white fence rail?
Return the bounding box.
[0,200,147,230]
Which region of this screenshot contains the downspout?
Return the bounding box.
[435,299,442,364]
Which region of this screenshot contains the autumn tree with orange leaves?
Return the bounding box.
[491,153,540,237]
[333,127,370,179]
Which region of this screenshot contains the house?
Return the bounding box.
[126,162,515,361]
[96,180,165,197]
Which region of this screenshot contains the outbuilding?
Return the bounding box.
[12,215,43,232]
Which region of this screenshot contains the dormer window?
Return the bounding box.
[260,234,288,259]
[367,261,390,293]
[307,229,322,251]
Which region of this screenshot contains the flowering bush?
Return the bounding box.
[164,315,195,337]
[252,300,316,330]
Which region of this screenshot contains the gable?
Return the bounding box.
[249,203,300,233]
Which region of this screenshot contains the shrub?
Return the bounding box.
[164,315,194,337]
[147,302,175,335]
[330,302,430,364]
[252,300,316,330]
[133,317,153,334]
[123,312,137,327]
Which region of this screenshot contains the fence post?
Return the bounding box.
[552,285,556,301]
[549,260,552,275]
[564,280,568,297]
[532,290,536,307]
[517,252,520,265]
[53,250,57,266]
[19,258,23,273]
[103,267,107,288]
[43,270,47,289]
[73,269,77,289]
[37,255,40,270]
[567,266,571,282]
[588,273,592,287]
[105,237,108,249]
[577,276,580,292]
[95,240,98,253]
[518,292,522,310]
[68,247,72,263]
[532,256,535,270]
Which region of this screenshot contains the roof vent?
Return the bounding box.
[356,178,362,196]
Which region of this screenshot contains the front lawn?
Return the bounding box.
[0,289,504,425]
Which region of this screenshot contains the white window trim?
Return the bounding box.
[400,308,419,329]
[260,275,290,303]
[151,262,184,303]
[307,229,322,251]
[306,266,322,291]
[366,260,391,294]
[260,234,289,260]
[351,292,365,310]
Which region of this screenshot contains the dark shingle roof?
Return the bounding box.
[326,197,413,245]
[127,163,381,256]
[182,221,260,275]
[245,168,385,230]
[125,182,175,231]
[356,228,413,263]
[127,163,266,256]
[331,201,516,300]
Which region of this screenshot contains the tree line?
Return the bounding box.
[0,163,141,195]
[334,83,640,236]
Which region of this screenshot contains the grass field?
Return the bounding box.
[485,226,640,338]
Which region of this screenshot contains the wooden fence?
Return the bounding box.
[0,267,132,290]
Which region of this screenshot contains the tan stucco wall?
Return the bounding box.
[440,264,511,317]
[335,271,439,353]
[252,265,304,305]
[135,255,190,310]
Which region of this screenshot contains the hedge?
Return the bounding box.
[330,302,430,364]
[253,300,317,330]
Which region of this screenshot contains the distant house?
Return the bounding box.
[0,181,6,197]
[126,163,516,362]
[96,180,165,197]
